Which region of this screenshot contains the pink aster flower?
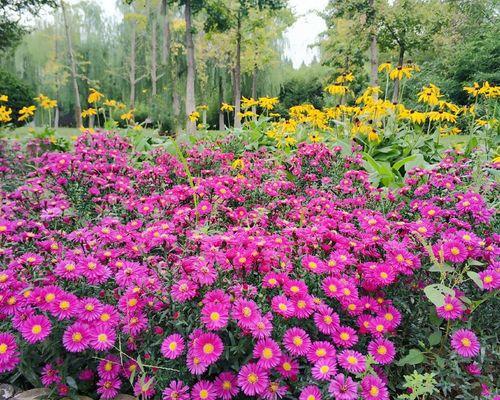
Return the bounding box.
[98,355,121,380]
[311,358,337,380]
[62,322,90,352]
[97,377,121,400]
[186,353,208,375]
[436,295,464,320]
[271,295,295,318]
[451,329,480,357]
[214,371,239,400]
[237,363,269,397]
[333,326,358,348]
[20,314,52,343]
[134,376,156,399]
[161,334,185,359]
[338,350,366,373]
[307,340,336,363]
[76,297,103,321]
[299,386,322,400]
[328,373,358,400]
[479,268,499,291]
[276,355,299,379]
[201,303,229,330]
[171,279,198,303]
[0,333,19,373]
[253,338,282,369]
[361,375,389,400]
[191,380,216,400]
[442,240,468,263]
[249,314,273,339]
[368,338,396,365]
[283,327,311,356]
[162,380,190,400]
[232,299,260,329]
[89,325,116,351]
[41,363,61,386]
[192,332,223,365]
[313,305,340,334]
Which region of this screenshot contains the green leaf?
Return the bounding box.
[423,284,455,307]
[393,154,418,171]
[428,330,442,346]
[396,349,425,366]
[467,271,484,289]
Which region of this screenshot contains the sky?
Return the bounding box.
[62,0,328,69]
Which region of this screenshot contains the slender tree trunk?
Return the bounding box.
[184,0,196,134]
[392,46,405,103]
[218,73,225,130]
[151,10,158,97]
[61,0,82,127]
[54,25,60,128]
[233,13,242,128]
[369,34,378,87]
[129,22,137,108]
[161,0,170,65]
[368,0,378,90]
[251,63,257,120]
[173,63,181,133]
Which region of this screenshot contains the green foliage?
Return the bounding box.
[398,371,438,399]
[0,68,35,126]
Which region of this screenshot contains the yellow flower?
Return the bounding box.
[221,103,234,112]
[492,155,500,165]
[34,94,48,104]
[241,96,259,110]
[336,72,354,84]
[418,84,441,106]
[88,88,104,104]
[368,129,380,142]
[428,110,456,123]
[121,110,134,121]
[18,105,37,122]
[389,65,414,80]
[188,111,200,122]
[41,98,57,109]
[309,132,323,143]
[269,112,280,118]
[259,96,279,110]
[0,105,13,122]
[356,86,382,105]
[475,119,488,127]
[232,159,245,170]
[81,108,97,118]
[104,99,117,107]
[378,62,392,73]
[132,124,142,131]
[325,84,348,96]
[0,95,8,102]
[197,104,208,111]
[463,83,480,97]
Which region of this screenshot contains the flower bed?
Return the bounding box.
[0,133,498,399]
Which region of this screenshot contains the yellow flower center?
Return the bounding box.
[316,348,326,357]
[340,332,350,341]
[32,325,42,334]
[370,386,379,396]
[451,247,460,255]
[377,346,387,355]
[262,348,273,359]
[292,336,303,346]
[243,307,252,317]
[72,332,82,342]
[203,343,214,354]
[210,312,220,321]
[484,275,493,283]
[347,356,358,364]
[60,300,70,310]
[444,303,454,311]
[319,365,329,374]
[0,343,8,354]
[247,373,258,384]
[461,338,471,347]
[97,333,108,342]
[283,362,292,371]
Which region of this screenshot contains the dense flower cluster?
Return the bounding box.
[0,133,498,399]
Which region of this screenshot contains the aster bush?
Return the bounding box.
[0,132,498,400]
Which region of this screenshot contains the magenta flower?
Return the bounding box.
[89,325,116,351]
[451,329,480,357]
[62,322,90,352]
[311,358,337,380]
[361,375,389,400]
[299,386,322,400]
[328,373,358,400]
[20,315,52,343]
[237,363,269,396]
[368,338,396,365]
[192,332,223,365]
[436,295,464,320]
[201,303,229,330]
[0,333,19,373]
[161,334,185,359]
[338,350,366,373]
[214,371,239,400]
[283,327,311,356]
[97,377,121,400]
[162,380,190,400]
[191,380,216,400]
[253,338,282,369]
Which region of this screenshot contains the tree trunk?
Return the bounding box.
[54,24,60,128]
[61,0,82,127]
[233,13,242,128]
[368,0,378,90]
[392,46,405,103]
[218,73,225,130]
[151,9,158,97]
[369,34,378,88]
[129,22,137,108]
[161,0,170,65]
[251,64,257,120]
[184,0,196,134]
